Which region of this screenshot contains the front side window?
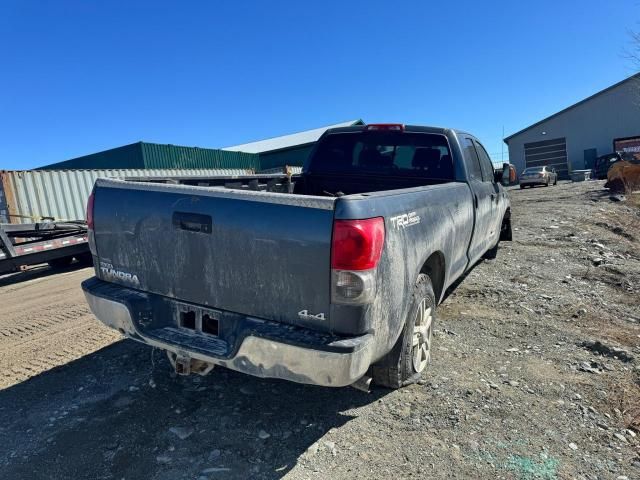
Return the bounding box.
[473,140,495,183]
[461,137,483,181]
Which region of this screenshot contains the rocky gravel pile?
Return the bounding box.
[0,180,638,479]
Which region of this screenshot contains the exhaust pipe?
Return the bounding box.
[351,375,372,393]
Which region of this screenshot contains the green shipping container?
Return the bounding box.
[39,142,260,171]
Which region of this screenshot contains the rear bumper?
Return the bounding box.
[519,178,547,186]
[82,278,374,387]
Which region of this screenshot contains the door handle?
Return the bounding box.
[172,212,212,234]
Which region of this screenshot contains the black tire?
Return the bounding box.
[75,252,93,266]
[484,239,499,259]
[519,185,524,189]
[554,179,558,186]
[48,256,73,269]
[485,211,511,259]
[499,212,512,242]
[371,274,435,389]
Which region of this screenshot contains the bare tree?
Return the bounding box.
[625,29,640,108]
[630,30,640,71]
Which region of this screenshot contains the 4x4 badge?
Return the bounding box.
[298,310,326,321]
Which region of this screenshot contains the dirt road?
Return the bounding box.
[0,267,121,389]
[0,181,638,479]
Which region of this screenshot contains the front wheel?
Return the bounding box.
[371,274,435,389]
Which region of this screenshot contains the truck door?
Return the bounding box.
[473,139,503,248]
[461,136,494,264]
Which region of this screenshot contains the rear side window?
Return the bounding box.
[461,137,483,181]
[473,140,495,182]
[308,132,455,180]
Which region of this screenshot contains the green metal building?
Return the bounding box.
[223,120,364,171]
[39,142,260,171]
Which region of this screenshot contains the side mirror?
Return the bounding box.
[501,163,510,186]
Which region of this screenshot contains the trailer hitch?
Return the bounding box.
[167,351,215,377]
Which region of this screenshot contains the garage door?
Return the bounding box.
[524,137,568,179]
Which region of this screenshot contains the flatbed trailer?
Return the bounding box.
[0,221,89,275]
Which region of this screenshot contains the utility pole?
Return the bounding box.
[501,126,505,164]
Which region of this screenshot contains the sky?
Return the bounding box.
[0,1,639,170]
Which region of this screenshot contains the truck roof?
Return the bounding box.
[323,125,456,136]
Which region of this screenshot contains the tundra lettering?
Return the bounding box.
[99,265,140,286]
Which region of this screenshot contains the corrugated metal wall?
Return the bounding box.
[0,168,254,224]
[39,143,145,170]
[39,142,260,171]
[141,143,259,170]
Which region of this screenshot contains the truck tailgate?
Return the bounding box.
[92,179,336,330]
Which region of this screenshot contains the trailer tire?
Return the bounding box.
[48,256,74,269]
[371,274,435,389]
[75,253,93,266]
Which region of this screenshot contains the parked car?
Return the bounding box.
[82,124,512,390]
[519,166,557,188]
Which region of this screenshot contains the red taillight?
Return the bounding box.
[331,218,385,270]
[365,124,404,132]
[86,191,95,230]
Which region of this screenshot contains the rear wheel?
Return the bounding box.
[519,185,524,189]
[47,256,73,269]
[371,274,435,389]
[553,178,558,185]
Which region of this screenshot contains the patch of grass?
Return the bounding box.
[611,378,640,432]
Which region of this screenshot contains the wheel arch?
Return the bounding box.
[419,251,446,303]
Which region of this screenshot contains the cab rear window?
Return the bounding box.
[308,132,454,180]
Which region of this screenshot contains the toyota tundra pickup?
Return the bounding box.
[82,124,512,389]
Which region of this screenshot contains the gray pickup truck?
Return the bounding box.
[82,124,511,389]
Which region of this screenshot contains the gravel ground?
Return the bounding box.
[0,180,638,480]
